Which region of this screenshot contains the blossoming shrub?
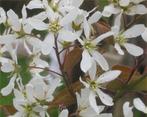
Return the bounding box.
[0,0,147,117]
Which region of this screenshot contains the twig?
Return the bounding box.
[29,66,63,77]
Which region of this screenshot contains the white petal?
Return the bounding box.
[27,0,44,9]
[96,89,114,106]
[59,30,78,42]
[0,7,6,24]
[133,98,147,114]
[79,77,90,88]
[141,28,147,42]
[28,18,48,30]
[102,4,120,17]
[123,24,145,38]
[7,9,21,31]
[41,33,54,55]
[34,84,45,100]
[72,0,84,7]
[88,60,97,80]
[80,50,92,72]
[83,18,90,38]
[114,43,124,55]
[92,31,113,44]
[124,43,143,56]
[1,76,16,96]
[119,0,130,7]
[22,5,27,19]
[91,51,109,71]
[97,70,121,84]
[114,13,122,29]
[89,91,100,114]
[123,102,133,117]
[1,62,14,73]
[128,5,147,15]
[88,11,102,24]
[26,84,36,102]
[59,109,69,117]
[60,8,78,26]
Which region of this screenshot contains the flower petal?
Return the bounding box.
[80,50,92,72]
[59,109,69,117]
[114,43,124,55]
[1,76,16,96]
[88,11,102,24]
[123,24,145,38]
[91,51,109,71]
[123,102,133,117]
[89,91,100,114]
[41,33,54,55]
[58,30,78,42]
[97,70,121,84]
[124,43,143,56]
[133,98,147,114]
[96,89,114,106]
[141,28,147,42]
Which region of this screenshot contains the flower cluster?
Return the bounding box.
[0,0,147,117]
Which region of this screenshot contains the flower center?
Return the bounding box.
[83,41,96,51]
[49,20,61,33]
[115,34,127,45]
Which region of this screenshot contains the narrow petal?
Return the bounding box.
[1,62,14,73]
[141,28,147,42]
[79,77,90,88]
[88,11,102,24]
[123,24,145,38]
[22,5,27,19]
[27,0,44,9]
[80,50,92,72]
[41,33,54,55]
[59,109,69,117]
[92,31,113,44]
[1,76,16,96]
[83,17,90,38]
[97,70,121,84]
[7,9,21,31]
[88,60,97,80]
[96,89,114,106]
[58,30,78,42]
[89,91,100,114]
[91,51,109,71]
[28,18,48,30]
[123,102,133,117]
[128,4,147,15]
[114,43,124,55]
[72,0,84,7]
[119,0,130,7]
[124,43,143,56]
[60,8,78,26]
[133,98,147,114]
[102,4,120,17]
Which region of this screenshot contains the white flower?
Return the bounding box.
[9,75,61,117]
[141,27,147,42]
[80,70,121,113]
[0,45,21,96]
[133,98,147,114]
[76,88,112,117]
[111,24,144,56]
[123,101,133,117]
[102,0,147,17]
[0,7,6,24]
[78,22,113,72]
[58,109,68,117]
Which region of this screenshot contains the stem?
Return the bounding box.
[29,66,63,77]
[54,36,76,99]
